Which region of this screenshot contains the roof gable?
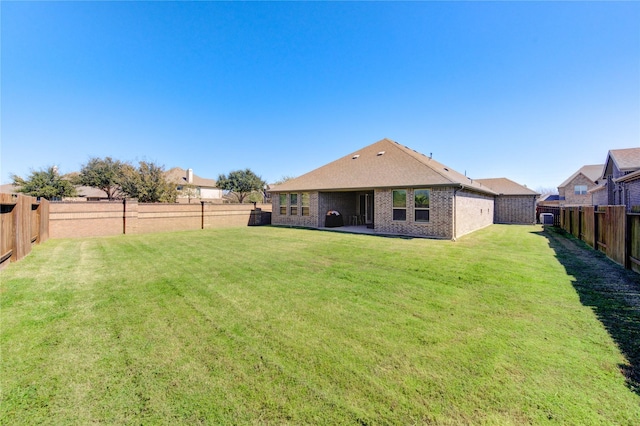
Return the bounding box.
[270,138,495,194]
[475,178,539,196]
[558,164,604,188]
[602,148,640,178]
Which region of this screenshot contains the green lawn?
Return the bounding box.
[1,225,638,424]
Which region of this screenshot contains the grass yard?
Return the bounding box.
[1,225,639,424]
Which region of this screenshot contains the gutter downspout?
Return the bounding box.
[452,187,459,241]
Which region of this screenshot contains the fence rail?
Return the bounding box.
[0,193,49,268]
[560,205,640,274]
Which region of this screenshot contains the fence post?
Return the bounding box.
[626,212,631,270]
[578,207,583,241]
[593,206,599,250]
[123,198,127,235]
[34,201,40,244]
[12,195,32,262]
[39,199,49,243]
[1,194,17,266]
[201,201,205,230]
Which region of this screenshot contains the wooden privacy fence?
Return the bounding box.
[561,205,640,274]
[0,193,49,268]
[49,200,272,238]
[536,205,560,226]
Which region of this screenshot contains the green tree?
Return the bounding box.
[178,183,199,203]
[216,168,266,203]
[11,166,77,200]
[119,161,177,203]
[76,157,125,201]
[273,175,296,185]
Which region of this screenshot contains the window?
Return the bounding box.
[301,193,310,216]
[290,193,298,215]
[414,189,430,222]
[574,185,587,195]
[392,190,406,221]
[279,193,287,215]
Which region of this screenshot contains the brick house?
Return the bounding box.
[165,167,223,203]
[269,138,538,240]
[557,164,603,206]
[474,178,538,224]
[596,148,640,211]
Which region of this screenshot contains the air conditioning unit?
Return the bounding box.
[540,213,554,225]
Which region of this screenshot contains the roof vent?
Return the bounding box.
[352,154,360,159]
[444,167,449,172]
[377,151,385,156]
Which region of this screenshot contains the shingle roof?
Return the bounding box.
[538,194,560,202]
[558,164,604,188]
[474,178,539,196]
[615,168,640,183]
[165,167,218,188]
[0,183,19,194]
[76,186,109,198]
[607,147,640,172]
[269,138,496,195]
[600,148,640,180]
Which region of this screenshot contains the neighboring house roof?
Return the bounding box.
[587,183,606,194]
[474,178,539,196]
[614,168,640,183]
[269,138,496,195]
[558,164,604,188]
[602,147,640,178]
[165,167,218,188]
[0,183,19,194]
[2,180,110,200]
[76,186,109,198]
[538,194,560,202]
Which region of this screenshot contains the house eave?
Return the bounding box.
[268,182,497,196]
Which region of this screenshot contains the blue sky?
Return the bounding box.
[2,1,639,191]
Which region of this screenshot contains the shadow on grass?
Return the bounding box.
[536,226,640,396]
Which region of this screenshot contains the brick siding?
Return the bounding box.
[559,174,597,206]
[271,192,319,228]
[494,195,537,224]
[273,187,539,239]
[454,190,494,238]
[592,188,607,206]
[625,179,640,211]
[374,188,457,239]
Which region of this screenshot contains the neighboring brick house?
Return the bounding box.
[475,178,539,224]
[614,169,640,211]
[589,184,607,206]
[165,167,223,203]
[269,138,538,240]
[557,164,603,206]
[597,148,640,210]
